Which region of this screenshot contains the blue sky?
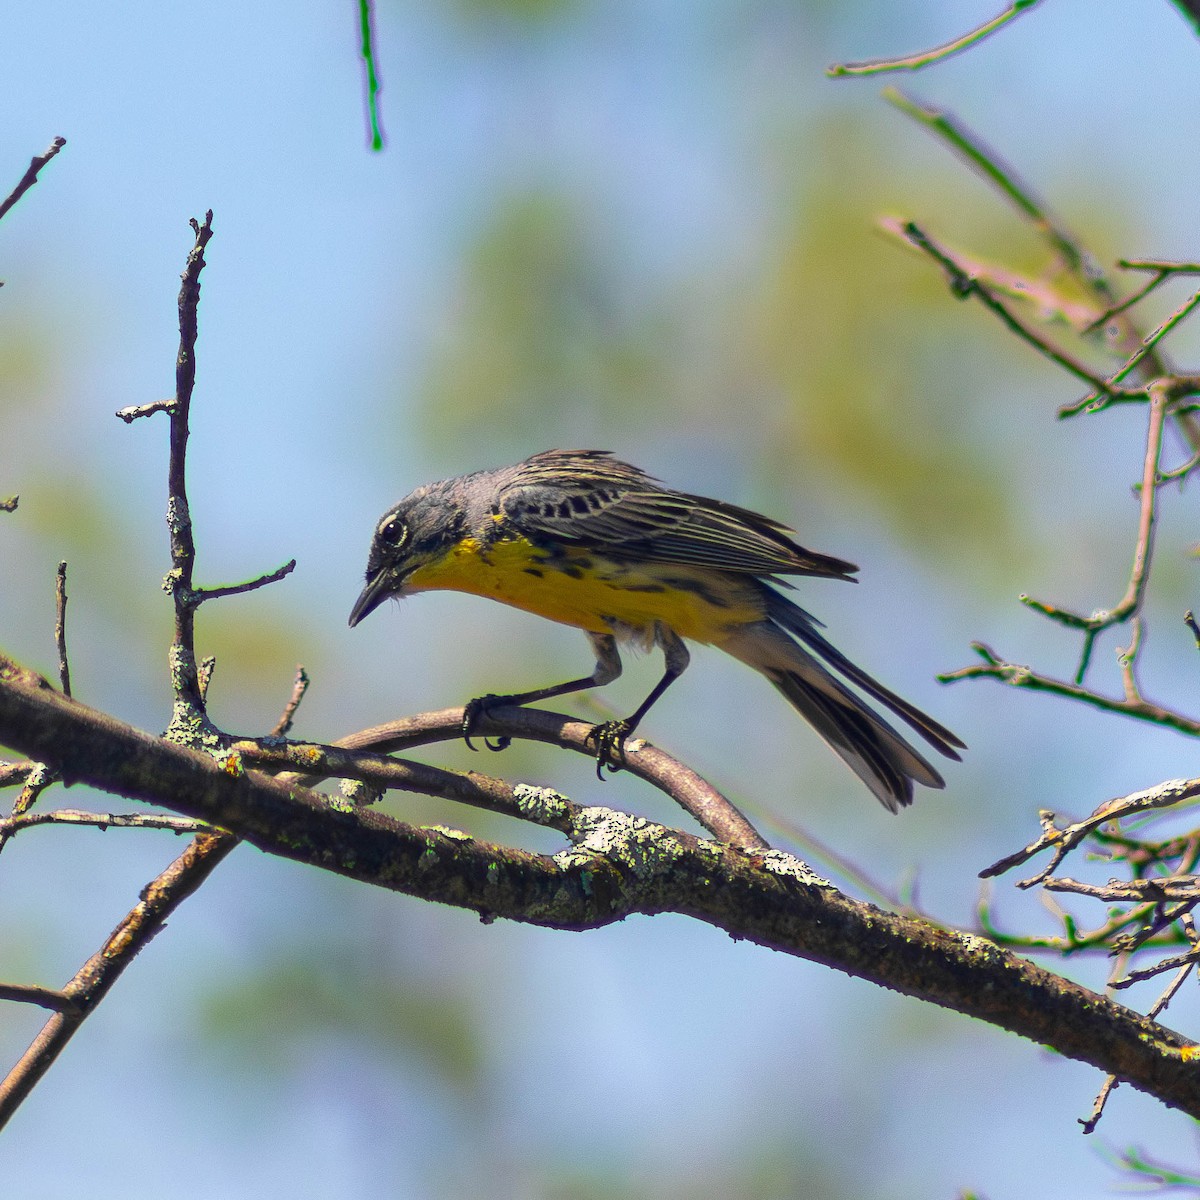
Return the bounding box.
[4,2,1200,1196]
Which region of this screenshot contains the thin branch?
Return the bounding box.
[0,984,80,1015]
[114,398,176,424]
[1080,1074,1119,1135]
[1169,0,1200,37]
[1042,875,1200,904]
[827,1,1043,77]
[941,642,1200,738]
[338,706,767,849]
[1187,610,1200,650]
[1020,385,1167,681]
[888,219,1133,397]
[885,90,1200,453]
[162,212,214,718]
[1063,291,1200,416]
[1,763,60,860]
[0,808,206,839]
[271,666,310,738]
[0,761,36,788]
[241,741,590,836]
[190,559,296,605]
[1082,272,1173,335]
[1115,945,1200,988]
[1116,617,1143,704]
[1121,259,1200,274]
[883,90,1098,283]
[0,136,66,224]
[1089,936,1200,1132]
[1083,259,1200,335]
[0,831,235,1131]
[54,561,71,697]
[979,776,1200,883]
[358,0,385,150]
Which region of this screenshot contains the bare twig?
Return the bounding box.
[1115,944,1200,988]
[1,762,61,858]
[980,777,1200,883]
[1171,0,1200,37]
[827,1,1043,77]
[1082,935,1200,1133]
[1061,293,1200,417]
[0,808,206,839]
[884,91,1100,286]
[1116,618,1143,703]
[1083,259,1200,335]
[885,90,1200,454]
[114,398,176,424]
[1080,1074,1119,1134]
[235,702,769,851]
[1187,610,1200,650]
[1021,385,1167,681]
[54,561,71,697]
[0,831,235,1131]
[0,761,36,788]
[1042,876,1200,904]
[1083,273,1174,335]
[191,559,296,605]
[1121,259,1200,274]
[161,212,215,719]
[0,136,66,224]
[940,643,1200,739]
[0,984,80,1015]
[271,666,310,738]
[891,219,1126,394]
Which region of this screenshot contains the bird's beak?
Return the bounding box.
[348,569,393,628]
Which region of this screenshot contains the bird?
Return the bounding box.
[349,449,963,811]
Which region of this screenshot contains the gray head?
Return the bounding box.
[348,482,468,627]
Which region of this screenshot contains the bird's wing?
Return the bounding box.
[497,450,857,579]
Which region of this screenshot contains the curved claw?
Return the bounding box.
[585,719,632,779]
[462,695,512,753]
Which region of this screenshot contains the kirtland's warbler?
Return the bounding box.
[350,449,963,810]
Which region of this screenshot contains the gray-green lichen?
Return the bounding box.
[421,824,473,842]
[512,783,571,825]
[757,849,835,889]
[557,807,688,885]
[339,778,382,808]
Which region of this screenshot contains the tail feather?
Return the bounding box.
[764,664,941,811]
[722,594,963,811]
[763,589,965,760]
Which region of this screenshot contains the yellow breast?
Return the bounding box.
[403,536,762,645]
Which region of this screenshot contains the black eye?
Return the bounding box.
[378,516,408,548]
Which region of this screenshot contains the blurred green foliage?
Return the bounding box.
[414,114,1064,580]
[201,944,484,1090]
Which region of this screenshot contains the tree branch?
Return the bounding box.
[0,830,234,1129]
[827,1,1043,77]
[2,654,1199,1119]
[0,136,66,224]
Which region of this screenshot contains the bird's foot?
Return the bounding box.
[462,694,513,752]
[585,719,633,779]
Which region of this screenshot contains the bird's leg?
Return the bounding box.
[463,632,623,751]
[587,627,690,777]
